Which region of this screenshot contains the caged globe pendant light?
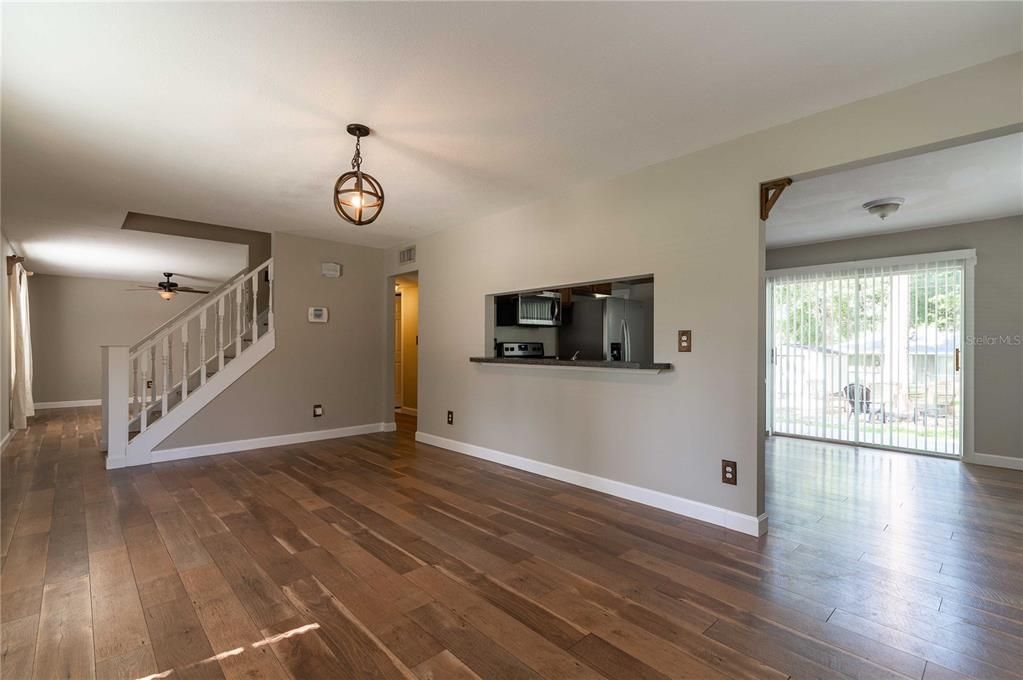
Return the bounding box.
[334,123,385,225]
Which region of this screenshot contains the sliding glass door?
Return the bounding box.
[768,253,970,456]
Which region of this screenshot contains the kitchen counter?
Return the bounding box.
[470,356,672,373]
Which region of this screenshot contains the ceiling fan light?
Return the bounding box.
[159,289,176,301]
[862,197,905,221]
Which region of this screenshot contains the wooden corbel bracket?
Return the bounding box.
[760,178,793,221]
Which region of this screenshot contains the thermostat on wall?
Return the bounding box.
[321,262,342,278]
[308,307,329,323]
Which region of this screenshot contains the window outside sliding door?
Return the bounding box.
[767,251,973,456]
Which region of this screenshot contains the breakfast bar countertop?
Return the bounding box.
[469,356,673,373]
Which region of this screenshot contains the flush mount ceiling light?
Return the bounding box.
[862,197,905,221]
[334,123,385,226]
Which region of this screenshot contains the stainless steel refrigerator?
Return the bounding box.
[559,297,651,363]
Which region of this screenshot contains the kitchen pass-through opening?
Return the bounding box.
[486,275,654,363]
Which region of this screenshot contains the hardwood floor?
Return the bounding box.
[3,410,1022,680]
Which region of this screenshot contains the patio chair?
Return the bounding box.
[842,383,886,423]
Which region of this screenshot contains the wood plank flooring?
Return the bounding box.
[3,408,1023,679]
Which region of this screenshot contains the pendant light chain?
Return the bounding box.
[351,134,363,172]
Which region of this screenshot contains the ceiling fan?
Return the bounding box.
[129,273,210,301]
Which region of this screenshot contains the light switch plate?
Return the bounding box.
[678,330,692,352]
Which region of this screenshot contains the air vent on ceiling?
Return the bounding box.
[398,246,416,265]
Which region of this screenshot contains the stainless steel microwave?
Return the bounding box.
[496,291,562,327]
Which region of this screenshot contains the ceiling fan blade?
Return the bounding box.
[127,286,161,291]
[175,287,210,294]
[165,273,221,285]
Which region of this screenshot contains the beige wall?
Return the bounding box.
[767,215,1023,459]
[383,54,1022,520]
[28,274,194,403]
[400,283,419,411]
[158,232,387,448]
[122,212,271,270]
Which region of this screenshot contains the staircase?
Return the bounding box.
[102,259,275,469]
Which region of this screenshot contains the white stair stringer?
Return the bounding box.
[108,329,275,469]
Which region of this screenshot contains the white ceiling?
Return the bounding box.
[767,132,1023,247]
[3,3,1021,278]
[19,228,248,288]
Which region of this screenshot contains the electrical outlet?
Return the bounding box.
[678,330,692,352]
[721,460,737,485]
[313,404,323,418]
[447,410,454,425]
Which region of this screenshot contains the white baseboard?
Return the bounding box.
[966,451,1023,471]
[35,399,102,409]
[415,431,767,538]
[382,422,397,432]
[1,429,14,451]
[107,421,395,468]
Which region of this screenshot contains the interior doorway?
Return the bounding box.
[761,130,1023,462]
[393,273,419,419]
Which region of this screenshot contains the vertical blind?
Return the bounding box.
[768,253,968,456]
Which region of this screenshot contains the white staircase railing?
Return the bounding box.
[102,258,274,467]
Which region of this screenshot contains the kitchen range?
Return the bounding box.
[474,276,671,372]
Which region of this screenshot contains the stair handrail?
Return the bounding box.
[130,258,272,361]
[130,264,249,353]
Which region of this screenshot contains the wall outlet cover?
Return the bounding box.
[678,330,692,352]
[308,307,329,323]
[447,411,454,425]
[721,459,737,485]
[313,404,324,417]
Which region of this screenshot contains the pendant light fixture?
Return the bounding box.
[334,123,385,225]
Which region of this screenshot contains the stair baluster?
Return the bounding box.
[217,297,226,372]
[161,336,170,416]
[267,261,274,331]
[181,324,189,400]
[140,354,148,432]
[132,357,140,420]
[149,345,156,428]
[199,311,208,386]
[235,283,243,356]
[251,273,259,343]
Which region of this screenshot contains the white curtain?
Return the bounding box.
[9,263,34,429]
